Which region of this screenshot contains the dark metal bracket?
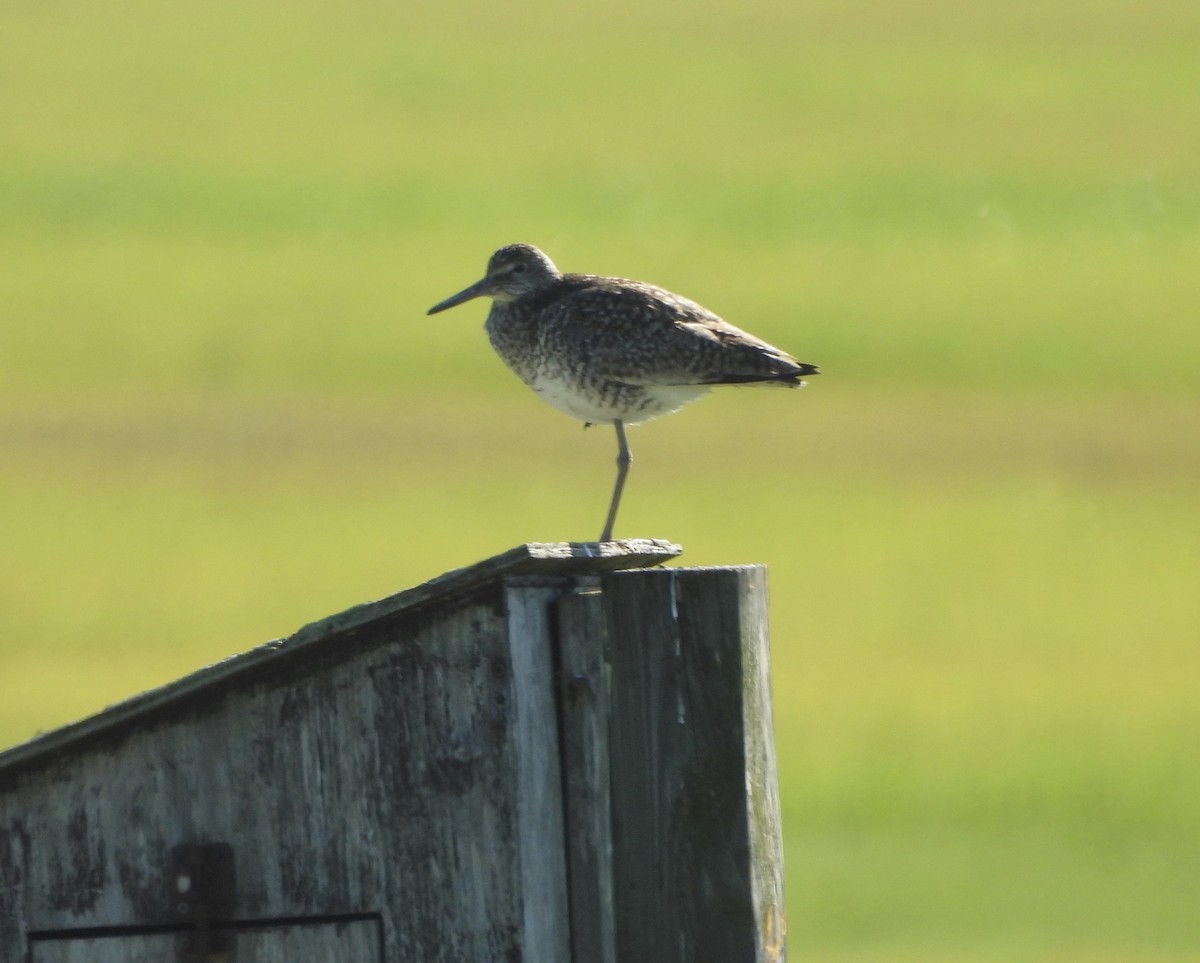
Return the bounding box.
[168,842,236,961]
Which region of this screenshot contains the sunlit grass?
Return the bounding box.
[2,0,1198,957]
[3,392,1198,959]
[3,183,1198,406]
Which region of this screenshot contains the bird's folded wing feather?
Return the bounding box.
[537,283,802,386]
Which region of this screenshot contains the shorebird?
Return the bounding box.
[427,244,819,542]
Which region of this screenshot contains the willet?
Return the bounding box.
[428,244,819,542]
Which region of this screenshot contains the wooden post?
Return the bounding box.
[602,566,786,963]
[0,543,786,962]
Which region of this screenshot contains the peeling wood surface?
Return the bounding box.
[2,588,538,960]
[0,544,788,962]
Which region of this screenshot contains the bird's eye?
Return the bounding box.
[511,263,526,274]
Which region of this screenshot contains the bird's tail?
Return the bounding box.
[707,362,820,387]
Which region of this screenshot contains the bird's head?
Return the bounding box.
[427,243,561,314]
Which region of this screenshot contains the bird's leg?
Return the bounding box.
[599,420,631,543]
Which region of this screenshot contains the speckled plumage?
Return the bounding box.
[428,243,819,541]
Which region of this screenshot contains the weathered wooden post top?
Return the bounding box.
[0,540,786,962]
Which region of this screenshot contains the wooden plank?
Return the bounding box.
[2,548,794,963]
[30,917,382,962]
[288,540,682,647]
[1,589,533,961]
[602,566,786,963]
[0,540,681,781]
[735,573,789,963]
[504,584,571,962]
[555,590,617,963]
[30,933,183,963]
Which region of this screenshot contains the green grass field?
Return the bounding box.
[2,0,1198,959]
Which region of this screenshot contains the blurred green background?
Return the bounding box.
[2,0,1198,958]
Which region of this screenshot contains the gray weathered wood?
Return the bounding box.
[3,589,531,960]
[603,566,786,963]
[0,543,787,963]
[555,588,617,963]
[0,543,683,962]
[30,918,381,962]
[0,540,680,782]
[505,583,571,961]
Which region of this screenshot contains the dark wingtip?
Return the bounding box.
[776,362,820,386]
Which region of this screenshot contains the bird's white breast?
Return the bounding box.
[528,370,709,425]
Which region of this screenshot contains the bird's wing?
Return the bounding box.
[537,282,805,386]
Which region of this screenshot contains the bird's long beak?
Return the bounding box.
[427,276,493,315]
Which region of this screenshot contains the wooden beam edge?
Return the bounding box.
[0,540,682,779]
